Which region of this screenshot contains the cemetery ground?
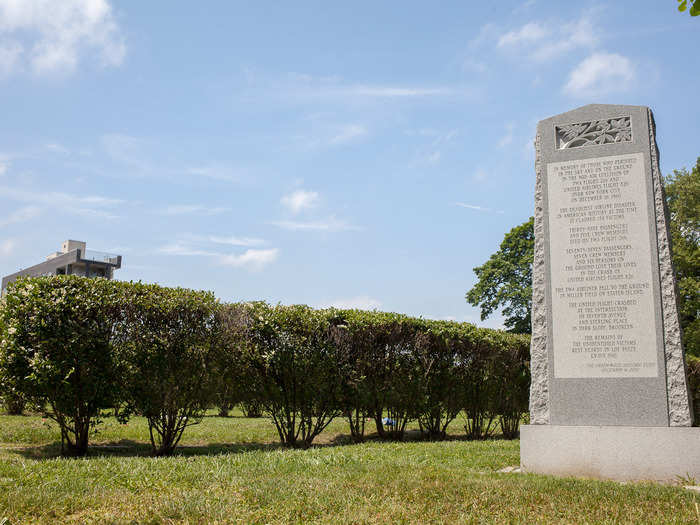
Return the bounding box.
[0,412,697,524]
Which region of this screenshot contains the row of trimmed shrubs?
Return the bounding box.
[0,276,521,455]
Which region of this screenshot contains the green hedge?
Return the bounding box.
[13,276,699,453]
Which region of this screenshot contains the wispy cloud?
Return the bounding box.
[410,129,459,166]
[498,122,516,148]
[0,238,16,256]
[244,70,465,103]
[564,52,635,97]
[271,216,360,232]
[454,202,504,214]
[187,165,244,183]
[0,206,41,228]
[281,189,319,214]
[156,204,230,216]
[497,22,548,47]
[220,248,279,270]
[0,186,123,218]
[46,143,69,154]
[0,0,125,75]
[478,11,600,64]
[328,124,367,145]
[158,237,277,271]
[323,296,382,310]
[207,235,265,247]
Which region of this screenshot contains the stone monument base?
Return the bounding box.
[520,424,700,482]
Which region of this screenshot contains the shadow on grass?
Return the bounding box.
[8,428,519,461]
[10,439,285,460]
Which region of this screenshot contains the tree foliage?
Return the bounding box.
[466,217,534,334]
[234,303,343,448]
[0,276,123,455]
[117,283,222,456]
[665,160,700,357]
[678,0,700,16]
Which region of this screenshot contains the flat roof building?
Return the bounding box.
[1,240,122,294]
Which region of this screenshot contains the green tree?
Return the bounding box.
[678,0,700,16]
[238,303,343,448]
[117,283,223,456]
[0,276,123,456]
[665,160,700,357]
[466,217,534,334]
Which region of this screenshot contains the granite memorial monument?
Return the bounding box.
[520,104,700,481]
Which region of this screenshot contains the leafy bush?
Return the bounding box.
[0,276,123,455]
[116,282,222,456]
[236,303,342,448]
[331,310,423,441]
[413,320,465,439]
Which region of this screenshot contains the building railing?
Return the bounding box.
[81,250,120,265]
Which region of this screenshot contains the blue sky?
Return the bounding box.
[0,1,698,327]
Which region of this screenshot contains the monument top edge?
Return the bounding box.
[537,104,652,127]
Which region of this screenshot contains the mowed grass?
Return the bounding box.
[0,412,698,524]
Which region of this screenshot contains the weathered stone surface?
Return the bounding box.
[529,131,550,424]
[528,104,693,427]
[647,108,694,426]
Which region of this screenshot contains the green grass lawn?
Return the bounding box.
[0,412,697,524]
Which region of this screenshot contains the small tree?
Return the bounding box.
[117,283,222,456]
[491,336,530,438]
[239,303,342,448]
[414,321,465,440]
[0,276,123,456]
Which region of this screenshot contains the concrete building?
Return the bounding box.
[1,240,122,293]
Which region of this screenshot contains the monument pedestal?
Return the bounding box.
[521,424,700,482]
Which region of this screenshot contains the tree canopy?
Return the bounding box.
[665,159,700,357]
[466,217,534,334]
[678,0,700,16]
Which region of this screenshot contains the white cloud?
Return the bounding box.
[187,165,244,183]
[207,235,264,247]
[473,169,487,182]
[271,216,360,232]
[0,40,22,74]
[0,186,123,218]
[498,122,516,148]
[158,243,216,257]
[219,248,278,271]
[281,189,319,214]
[498,22,548,47]
[564,52,635,97]
[158,241,278,272]
[0,205,41,227]
[530,16,598,62]
[411,129,458,166]
[494,13,599,63]
[324,296,382,310]
[328,124,367,145]
[0,238,16,256]
[0,159,7,175]
[0,0,126,75]
[247,71,462,103]
[454,202,504,214]
[157,204,229,216]
[346,86,450,97]
[46,143,69,154]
